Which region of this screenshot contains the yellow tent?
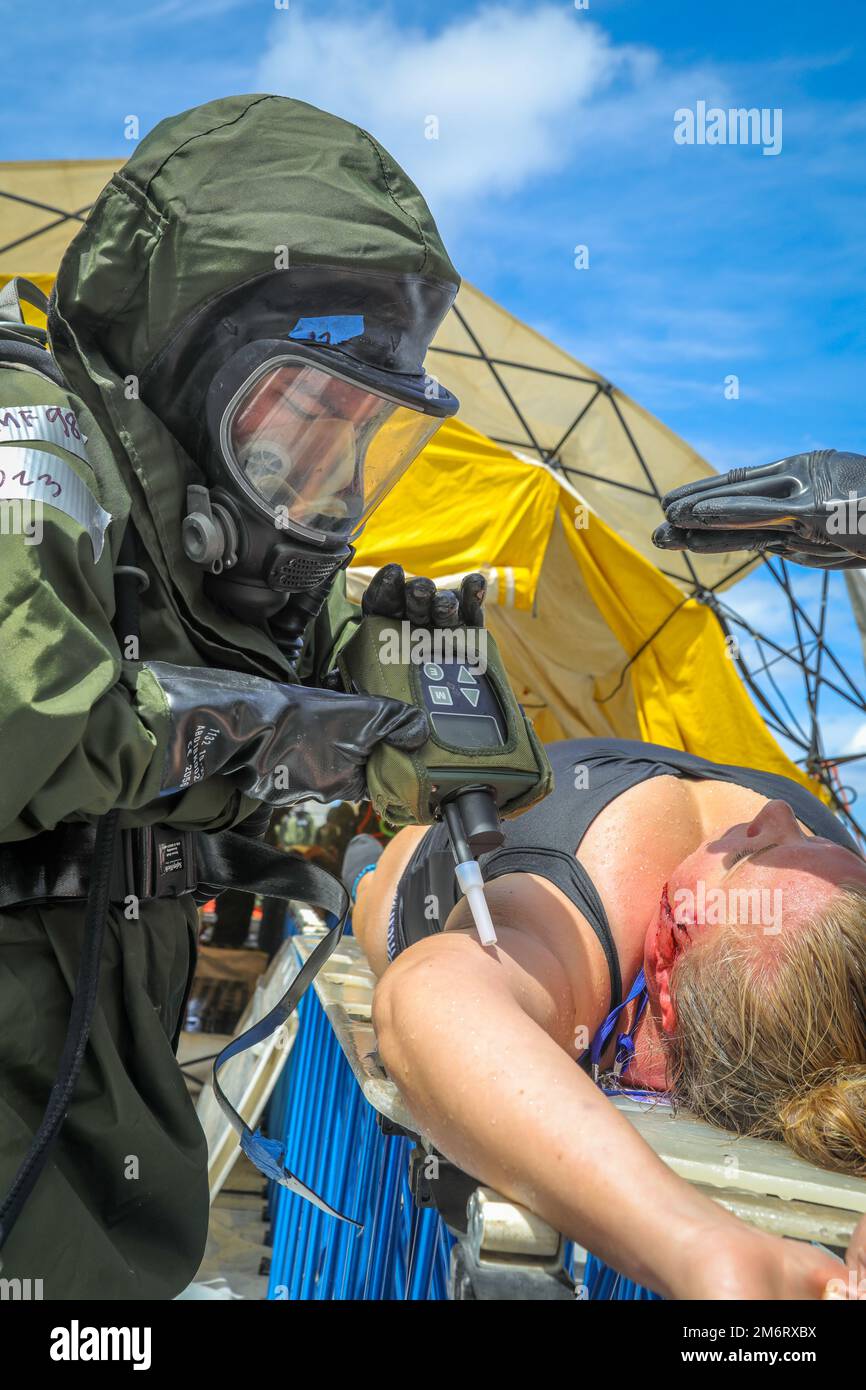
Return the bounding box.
[0,158,116,295]
[0,157,817,794]
[349,419,814,789]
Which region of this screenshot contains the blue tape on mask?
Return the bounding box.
[289,315,365,346]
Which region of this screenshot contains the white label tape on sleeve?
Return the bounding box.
[0,404,90,463]
[0,446,111,560]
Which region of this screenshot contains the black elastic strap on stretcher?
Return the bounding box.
[196,829,357,1225]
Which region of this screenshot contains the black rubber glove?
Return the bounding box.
[362,562,487,627]
[145,662,429,806]
[653,450,866,570]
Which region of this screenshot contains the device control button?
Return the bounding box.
[423,663,445,681]
[429,686,453,706]
[461,688,481,707]
[457,667,477,686]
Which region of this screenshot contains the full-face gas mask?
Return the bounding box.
[156,267,459,652]
[183,335,455,624]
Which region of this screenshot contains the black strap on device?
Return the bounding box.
[0,525,140,1259]
[197,830,355,1223]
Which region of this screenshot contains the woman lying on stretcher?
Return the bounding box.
[347,738,866,1300]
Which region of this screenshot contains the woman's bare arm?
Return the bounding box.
[373,903,850,1299]
[352,825,428,976]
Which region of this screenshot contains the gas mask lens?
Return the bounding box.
[226,358,446,539]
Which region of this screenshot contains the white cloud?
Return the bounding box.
[256,4,648,207]
[819,713,866,757]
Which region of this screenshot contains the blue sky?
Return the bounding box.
[3,0,866,801]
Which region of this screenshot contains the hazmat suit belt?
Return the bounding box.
[0,822,198,910]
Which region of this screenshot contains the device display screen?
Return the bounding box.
[430,711,505,749]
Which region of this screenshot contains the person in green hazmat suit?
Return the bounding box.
[0,94,486,1299]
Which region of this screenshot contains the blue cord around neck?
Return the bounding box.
[588,969,649,1084]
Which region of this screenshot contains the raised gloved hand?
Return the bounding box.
[144,661,429,806]
[362,562,486,627]
[653,450,866,570]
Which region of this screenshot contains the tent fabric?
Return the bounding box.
[428,279,755,595]
[557,497,817,789]
[348,418,823,795]
[346,418,560,613]
[0,159,118,281]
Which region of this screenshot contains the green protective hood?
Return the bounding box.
[48,94,459,679]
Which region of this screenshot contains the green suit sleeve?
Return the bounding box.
[0,370,173,839]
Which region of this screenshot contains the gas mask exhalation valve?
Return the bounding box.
[182,485,239,574]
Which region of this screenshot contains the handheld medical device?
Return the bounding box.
[337,615,553,945]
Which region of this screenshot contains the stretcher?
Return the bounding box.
[262,916,866,1300]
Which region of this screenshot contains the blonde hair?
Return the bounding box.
[665,887,866,1176]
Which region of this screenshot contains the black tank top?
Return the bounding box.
[395,737,858,1008]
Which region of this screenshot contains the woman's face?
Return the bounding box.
[670,800,866,933]
[644,800,866,1025]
